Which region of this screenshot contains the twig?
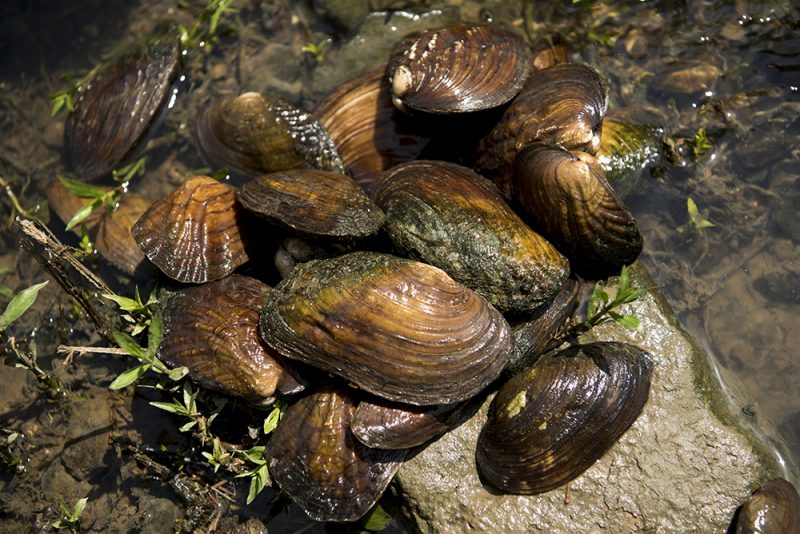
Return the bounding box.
[57,344,129,364]
[0,175,44,222]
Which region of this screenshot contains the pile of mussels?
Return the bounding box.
[47,20,799,530]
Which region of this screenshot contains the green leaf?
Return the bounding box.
[109,363,149,390]
[179,420,198,432]
[150,400,189,415]
[147,312,163,355]
[240,446,266,465]
[0,286,13,299]
[57,175,107,199]
[65,198,101,231]
[614,315,641,329]
[697,219,716,229]
[362,504,393,531]
[51,95,66,117]
[112,331,146,358]
[73,497,88,518]
[182,382,195,412]
[167,366,189,381]
[246,464,270,504]
[263,405,283,435]
[0,281,48,331]
[102,293,141,312]
[618,265,631,291]
[686,197,700,219]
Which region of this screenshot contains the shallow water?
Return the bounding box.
[0,0,798,531]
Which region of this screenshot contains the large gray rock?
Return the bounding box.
[390,265,795,532]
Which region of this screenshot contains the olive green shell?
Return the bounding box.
[158,275,304,405]
[266,385,406,522]
[476,342,653,495]
[374,160,569,313]
[512,143,643,280]
[237,170,385,239]
[196,92,343,177]
[476,63,608,198]
[259,251,511,406]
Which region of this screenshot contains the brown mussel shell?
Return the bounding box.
[512,143,643,280]
[266,385,406,522]
[237,170,385,239]
[259,251,511,406]
[131,176,251,283]
[64,26,180,182]
[735,478,800,534]
[476,341,653,495]
[158,275,304,405]
[92,192,150,276]
[374,160,569,313]
[196,92,343,177]
[315,68,434,196]
[351,396,473,450]
[476,63,608,198]
[386,23,533,115]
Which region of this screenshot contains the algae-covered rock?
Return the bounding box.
[390,264,795,533]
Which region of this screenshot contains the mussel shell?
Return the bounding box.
[158,274,304,404]
[267,385,406,522]
[351,396,473,450]
[476,341,653,495]
[237,170,385,239]
[597,107,665,199]
[315,68,435,196]
[386,23,533,114]
[512,143,643,280]
[64,26,180,182]
[476,63,608,198]
[374,160,569,313]
[505,277,579,377]
[196,92,343,177]
[259,251,511,406]
[735,478,800,534]
[92,192,150,276]
[131,176,251,283]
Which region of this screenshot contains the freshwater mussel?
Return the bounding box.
[196,92,344,177]
[259,251,512,406]
[64,25,181,182]
[476,341,653,494]
[386,23,533,114]
[374,159,569,313]
[131,175,252,284]
[158,274,304,405]
[734,478,800,534]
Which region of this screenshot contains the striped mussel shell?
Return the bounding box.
[476,341,653,495]
[512,143,643,280]
[131,176,251,283]
[259,251,511,406]
[734,478,800,534]
[386,23,533,115]
[157,274,304,405]
[266,385,406,522]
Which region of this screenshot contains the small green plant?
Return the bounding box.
[234,400,286,504]
[201,436,232,472]
[108,312,188,390]
[361,503,393,531]
[52,496,88,533]
[103,285,158,336]
[0,280,48,332]
[0,428,22,471]
[677,197,715,235]
[584,265,645,330]
[301,38,330,63]
[692,127,713,159]
[179,0,238,50]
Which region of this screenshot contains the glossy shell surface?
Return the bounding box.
[131,176,251,283]
[259,251,511,406]
[386,23,533,114]
[196,92,343,177]
[267,386,406,522]
[374,160,569,313]
[735,478,800,534]
[512,143,643,279]
[476,341,653,495]
[476,63,608,197]
[351,397,472,450]
[315,69,434,196]
[237,169,385,239]
[64,26,180,181]
[158,275,303,404]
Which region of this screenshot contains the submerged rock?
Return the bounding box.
[390,265,795,533]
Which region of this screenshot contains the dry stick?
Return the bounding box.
[17,218,120,341]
